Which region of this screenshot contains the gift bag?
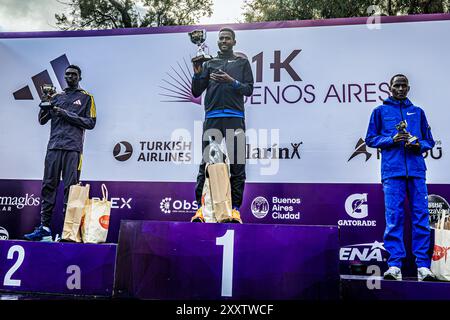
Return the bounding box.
[62,183,90,242]
[431,209,450,281]
[81,184,111,243]
[207,163,233,223]
[201,165,216,223]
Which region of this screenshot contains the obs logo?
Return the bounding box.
[345,193,368,219]
[251,197,269,219]
[160,197,198,215]
[0,227,9,240]
[160,197,172,214]
[113,141,133,161]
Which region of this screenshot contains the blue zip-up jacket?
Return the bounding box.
[38,87,96,152]
[365,97,434,181]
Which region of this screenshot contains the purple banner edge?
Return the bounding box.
[1,13,449,39]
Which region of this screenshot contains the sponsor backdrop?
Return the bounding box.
[1,14,450,275]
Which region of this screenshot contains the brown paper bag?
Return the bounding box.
[207,163,233,223]
[62,183,90,242]
[81,184,111,243]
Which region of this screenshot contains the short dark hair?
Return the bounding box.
[390,74,408,85]
[219,27,235,40]
[66,64,82,76]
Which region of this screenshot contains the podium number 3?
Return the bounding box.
[216,229,235,297]
[3,245,25,287]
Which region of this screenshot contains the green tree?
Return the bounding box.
[242,0,450,22]
[55,0,213,30]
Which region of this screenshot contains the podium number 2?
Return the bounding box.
[216,230,235,297]
[3,245,25,287]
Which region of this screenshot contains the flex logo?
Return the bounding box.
[13,54,70,100]
[252,50,302,82]
[91,197,133,209]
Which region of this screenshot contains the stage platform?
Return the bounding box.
[114,220,340,300]
[0,240,117,296]
[341,275,450,300]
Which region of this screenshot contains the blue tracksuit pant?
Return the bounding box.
[382,177,431,268]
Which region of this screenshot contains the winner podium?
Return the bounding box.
[114,220,340,300]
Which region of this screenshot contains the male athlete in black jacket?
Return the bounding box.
[24,65,96,241]
[191,27,254,223]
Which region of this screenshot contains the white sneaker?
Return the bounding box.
[417,267,436,282]
[383,266,402,280]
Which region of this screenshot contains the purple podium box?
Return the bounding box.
[0,240,117,296]
[114,220,340,300]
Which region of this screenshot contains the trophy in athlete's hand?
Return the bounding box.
[39,84,56,111]
[394,120,418,144]
[188,29,213,64]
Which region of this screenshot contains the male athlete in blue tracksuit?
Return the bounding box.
[24,65,96,241]
[365,74,435,281]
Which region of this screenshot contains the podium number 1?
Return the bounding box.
[3,245,25,287]
[216,229,235,297]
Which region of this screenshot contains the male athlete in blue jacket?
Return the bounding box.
[24,65,96,241]
[365,74,435,281]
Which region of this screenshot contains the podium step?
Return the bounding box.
[114,220,340,300]
[341,275,450,300]
[0,240,116,296]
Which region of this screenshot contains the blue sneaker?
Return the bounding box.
[23,225,52,242]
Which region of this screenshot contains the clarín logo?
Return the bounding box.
[113,141,133,161]
[13,54,70,101]
[159,57,202,105]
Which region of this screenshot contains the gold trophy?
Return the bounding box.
[394,120,418,144]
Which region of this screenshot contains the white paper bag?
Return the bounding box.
[81,184,111,243]
[431,209,450,281]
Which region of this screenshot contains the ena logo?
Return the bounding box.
[345,193,368,219]
[340,241,387,262]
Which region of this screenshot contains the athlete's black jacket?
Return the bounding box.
[191,50,254,115]
[38,87,96,152]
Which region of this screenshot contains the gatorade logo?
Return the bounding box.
[99,215,110,229]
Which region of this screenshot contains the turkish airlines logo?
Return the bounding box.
[113,141,133,161]
[432,245,450,262]
[345,193,368,219]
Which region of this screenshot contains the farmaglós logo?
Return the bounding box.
[160,197,198,215]
[0,227,9,240]
[113,141,133,161]
[0,193,40,212]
